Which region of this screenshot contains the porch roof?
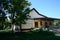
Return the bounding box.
[29,17,60,20]
[30,8,60,20]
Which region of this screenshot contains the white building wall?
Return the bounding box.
[22,9,44,29]
[22,20,34,29]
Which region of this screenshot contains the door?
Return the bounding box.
[35,22,38,28]
[45,22,48,28]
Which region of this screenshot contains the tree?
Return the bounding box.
[7,0,31,32]
[54,20,60,26]
[0,0,8,30]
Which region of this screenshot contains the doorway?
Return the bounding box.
[35,22,38,28]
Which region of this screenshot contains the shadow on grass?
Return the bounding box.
[0,30,60,40]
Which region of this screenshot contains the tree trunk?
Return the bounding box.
[20,24,22,32]
[1,15,3,30]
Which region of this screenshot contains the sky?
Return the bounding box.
[29,0,60,18]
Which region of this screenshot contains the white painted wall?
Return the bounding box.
[29,10,44,18]
[22,20,34,29]
[22,9,44,29]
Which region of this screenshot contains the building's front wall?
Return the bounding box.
[22,19,35,29]
[34,19,41,28]
[41,20,45,28]
[34,19,53,28]
[21,9,54,29]
[41,20,53,28]
[21,9,45,29]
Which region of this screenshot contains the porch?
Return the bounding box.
[34,17,54,28]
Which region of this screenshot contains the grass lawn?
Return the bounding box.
[0,29,12,32]
[0,30,60,40]
[55,34,60,36]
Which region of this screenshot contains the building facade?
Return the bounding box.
[13,8,60,32]
[21,8,59,30]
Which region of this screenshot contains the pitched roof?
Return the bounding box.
[31,8,48,18]
[31,8,60,20]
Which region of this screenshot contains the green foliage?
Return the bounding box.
[0,30,60,40]
[0,29,12,32]
[6,0,31,31]
[0,0,8,29]
[0,0,31,30]
[6,0,31,25]
[54,20,60,26]
[11,0,31,25]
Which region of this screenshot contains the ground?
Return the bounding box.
[0,30,60,40]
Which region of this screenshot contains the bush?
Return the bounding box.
[0,30,60,40]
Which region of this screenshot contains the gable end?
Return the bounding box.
[31,8,47,18]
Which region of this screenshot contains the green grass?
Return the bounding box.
[0,29,12,32]
[55,34,60,36]
[0,30,60,40]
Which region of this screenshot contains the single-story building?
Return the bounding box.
[13,8,60,32]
